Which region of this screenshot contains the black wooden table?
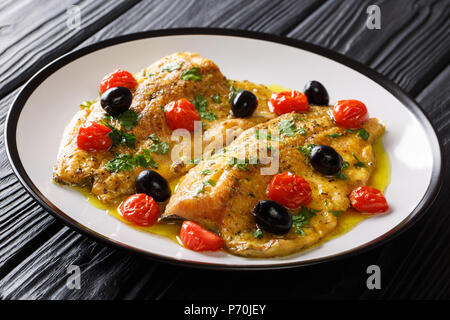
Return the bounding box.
[0,0,449,300]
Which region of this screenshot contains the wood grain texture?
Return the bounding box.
[288,0,450,95]
[0,0,449,300]
[0,0,140,99]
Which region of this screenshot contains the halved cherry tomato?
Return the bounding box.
[349,186,388,214]
[332,100,368,128]
[269,90,309,115]
[267,172,312,209]
[179,221,224,252]
[77,122,112,152]
[100,69,138,94]
[164,98,201,132]
[119,193,160,226]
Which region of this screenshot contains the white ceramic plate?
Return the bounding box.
[5,29,443,269]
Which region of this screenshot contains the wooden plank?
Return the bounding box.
[288,0,450,95]
[0,0,140,99]
[81,0,323,47]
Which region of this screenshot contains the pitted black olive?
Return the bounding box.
[101,86,132,116]
[135,170,171,202]
[309,145,343,175]
[253,200,292,235]
[304,81,329,106]
[231,90,258,118]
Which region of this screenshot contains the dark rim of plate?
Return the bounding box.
[4,28,445,270]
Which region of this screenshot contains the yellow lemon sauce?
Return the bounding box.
[74,83,391,255]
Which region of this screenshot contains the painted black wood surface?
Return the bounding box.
[0,0,449,299]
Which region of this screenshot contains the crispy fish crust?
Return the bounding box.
[164,108,385,257]
[54,53,275,204]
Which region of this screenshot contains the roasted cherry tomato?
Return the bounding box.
[119,193,160,226]
[77,122,112,153]
[349,186,389,214]
[332,99,369,128]
[267,172,312,209]
[164,98,201,132]
[179,221,224,251]
[99,69,138,94]
[269,90,309,115]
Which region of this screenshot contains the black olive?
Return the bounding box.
[309,145,343,175]
[135,170,171,202]
[304,81,329,106]
[231,90,258,118]
[253,200,292,235]
[100,87,132,116]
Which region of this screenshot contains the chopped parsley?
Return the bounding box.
[186,158,202,164]
[180,67,202,81]
[356,128,370,140]
[194,179,216,195]
[253,228,263,239]
[297,143,316,157]
[326,132,343,138]
[229,85,243,103]
[212,95,221,103]
[330,210,344,217]
[353,153,367,168]
[191,95,217,121]
[335,161,349,180]
[292,206,319,235]
[148,134,169,155]
[80,100,95,109]
[162,62,181,72]
[200,169,212,175]
[248,192,255,198]
[228,157,258,170]
[102,120,137,149]
[111,110,140,131]
[105,150,158,173]
[278,119,306,137]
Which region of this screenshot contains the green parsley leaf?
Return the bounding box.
[292,206,319,235]
[105,150,158,173]
[330,210,344,217]
[228,157,257,170]
[102,120,137,149]
[297,143,316,157]
[162,62,181,72]
[80,100,95,109]
[114,110,139,131]
[326,132,343,138]
[335,169,349,180]
[148,134,169,155]
[191,95,217,121]
[279,119,306,137]
[356,128,370,140]
[212,95,221,103]
[194,179,216,195]
[253,228,263,239]
[200,169,212,175]
[353,153,367,168]
[180,67,202,81]
[229,85,243,103]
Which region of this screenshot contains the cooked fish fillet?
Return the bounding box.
[54,53,275,204]
[164,108,385,257]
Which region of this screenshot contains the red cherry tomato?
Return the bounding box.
[332,100,369,128]
[100,69,138,94]
[349,186,389,214]
[164,98,201,132]
[269,90,309,115]
[77,122,112,153]
[267,172,312,209]
[179,221,224,252]
[119,194,160,226]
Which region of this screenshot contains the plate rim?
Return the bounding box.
[4,28,445,270]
